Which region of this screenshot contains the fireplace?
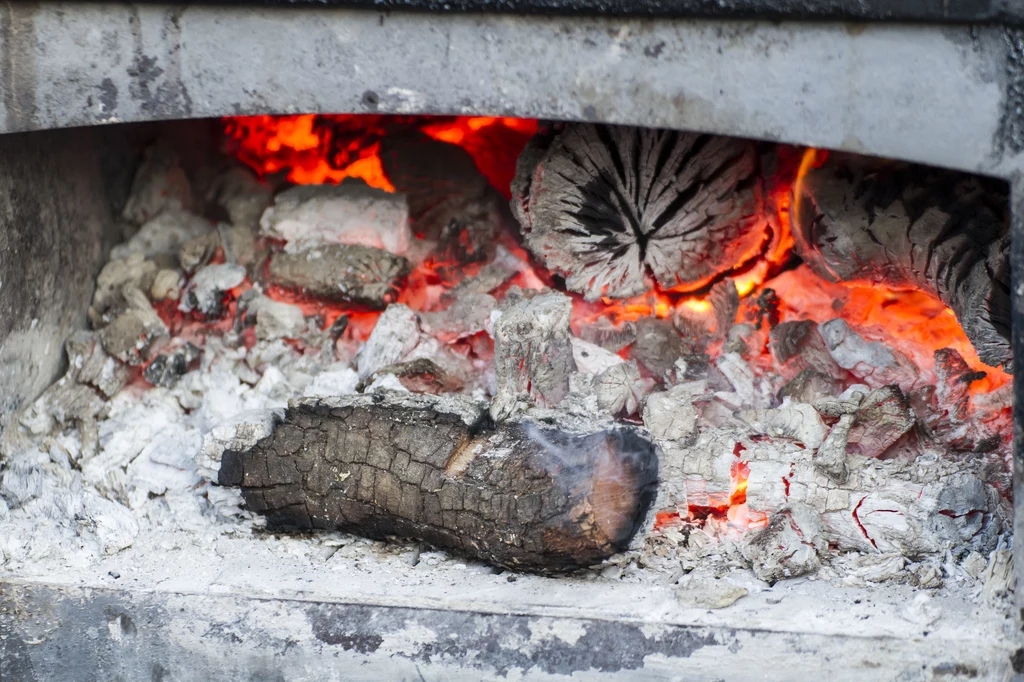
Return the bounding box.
[1,3,1023,680]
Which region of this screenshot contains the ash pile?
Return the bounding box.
[0,120,1014,603]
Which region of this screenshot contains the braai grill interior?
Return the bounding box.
[0,3,1022,680]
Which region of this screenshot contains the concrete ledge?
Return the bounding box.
[0,4,1022,177]
[0,579,1017,681]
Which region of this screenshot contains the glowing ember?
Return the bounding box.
[223,114,536,197]
[213,114,1009,546]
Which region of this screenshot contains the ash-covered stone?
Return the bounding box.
[66,331,131,399]
[576,317,636,353]
[179,263,246,318]
[374,358,463,395]
[267,244,409,309]
[847,385,915,458]
[643,383,701,447]
[819,318,915,389]
[357,304,421,380]
[632,317,690,381]
[571,337,624,376]
[778,369,842,404]
[206,166,273,231]
[178,231,221,273]
[419,292,496,341]
[738,401,829,451]
[592,361,647,417]
[260,180,411,255]
[770,320,847,381]
[249,297,306,341]
[443,245,525,300]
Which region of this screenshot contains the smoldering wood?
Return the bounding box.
[490,289,577,421]
[793,161,1012,370]
[647,387,1006,558]
[632,318,692,381]
[267,244,410,310]
[511,123,771,300]
[930,348,999,452]
[218,394,659,573]
[373,358,464,394]
[769,320,847,382]
[380,131,510,267]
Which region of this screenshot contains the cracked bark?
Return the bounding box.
[219,394,658,573]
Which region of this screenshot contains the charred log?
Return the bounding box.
[793,160,1011,370]
[511,124,772,300]
[218,394,659,573]
[267,244,409,310]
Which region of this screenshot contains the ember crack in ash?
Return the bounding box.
[0,115,1013,593]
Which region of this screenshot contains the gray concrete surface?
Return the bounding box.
[0,128,114,433]
[0,578,1017,681]
[0,5,1022,179]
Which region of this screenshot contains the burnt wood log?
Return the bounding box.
[219,394,659,573]
[267,244,409,310]
[511,124,772,300]
[793,160,1011,370]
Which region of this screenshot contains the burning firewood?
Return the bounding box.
[792,159,1011,370]
[218,393,659,573]
[267,244,409,310]
[379,131,509,269]
[490,289,577,421]
[511,124,772,300]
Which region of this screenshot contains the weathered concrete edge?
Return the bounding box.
[0,128,118,432]
[150,0,1024,25]
[1,4,1023,179]
[0,580,1016,681]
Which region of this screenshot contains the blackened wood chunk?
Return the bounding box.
[769,320,846,381]
[380,131,510,267]
[219,394,659,573]
[632,317,690,380]
[512,123,770,300]
[794,161,1011,370]
[267,244,410,310]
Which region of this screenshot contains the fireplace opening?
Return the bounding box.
[0,113,1017,672]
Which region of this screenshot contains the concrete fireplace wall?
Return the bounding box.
[0,4,1021,180]
[0,129,115,431]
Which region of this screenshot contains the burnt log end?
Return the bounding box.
[219,394,659,573]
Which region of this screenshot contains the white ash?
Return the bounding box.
[111,208,212,261]
[260,181,412,256]
[179,263,246,317]
[356,304,421,380]
[150,268,182,301]
[247,296,307,341]
[121,142,195,225]
[819,318,917,389]
[206,166,272,231]
[90,253,159,322]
